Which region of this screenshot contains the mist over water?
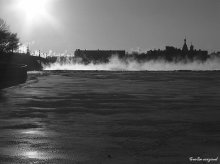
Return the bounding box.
[44,56,220,71]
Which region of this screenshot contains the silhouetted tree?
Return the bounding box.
[0,18,19,53]
[5,33,19,53]
[0,18,8,52]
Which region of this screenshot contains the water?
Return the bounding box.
[0,71,220,164]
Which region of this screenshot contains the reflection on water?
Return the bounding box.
[21,129,45,135]
[18,128,54,160]
[24,151,41,159]
[0,147,50,160]
[0,71,220,164]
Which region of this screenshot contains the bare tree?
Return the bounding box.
[0,18,19,53]
[0,18,9,32]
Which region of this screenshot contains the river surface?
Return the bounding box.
[0,71,220,164]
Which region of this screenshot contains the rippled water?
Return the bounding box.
[0,71,220,164]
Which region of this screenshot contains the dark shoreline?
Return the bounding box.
[0,63,27,89]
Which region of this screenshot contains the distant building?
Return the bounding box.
[181,39,207,56]
[165,46,177,53]
[73,39,209,63]
[182,38,188,53]
[75,49,125,57]
[190,43,194,52]
[74,49,126,63]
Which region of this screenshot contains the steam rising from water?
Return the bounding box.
[44,56,220,71]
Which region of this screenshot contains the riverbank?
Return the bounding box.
[0,52,48,71]
[0,53,48,89]
[0,63,27,89]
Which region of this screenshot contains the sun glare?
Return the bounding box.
[15,0,51,25]
[10,0,60,34]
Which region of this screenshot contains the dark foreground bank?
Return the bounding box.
[0,53,47,71]
[0,53,48,89]
[0,63,27,89]
[0,71,220,164]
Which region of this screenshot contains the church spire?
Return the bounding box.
[182,38,188,53]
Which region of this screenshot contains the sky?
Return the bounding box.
[0,0,219,53]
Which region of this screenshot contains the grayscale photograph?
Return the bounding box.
[0,0,220,163]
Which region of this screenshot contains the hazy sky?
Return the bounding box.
[0,0,219,53]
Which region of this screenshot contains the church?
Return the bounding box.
[182,38,195,53]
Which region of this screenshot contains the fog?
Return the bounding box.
[44,56,220,71]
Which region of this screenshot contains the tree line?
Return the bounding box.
[0,18,19,53]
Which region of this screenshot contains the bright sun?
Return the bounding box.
[15,0,51,24]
